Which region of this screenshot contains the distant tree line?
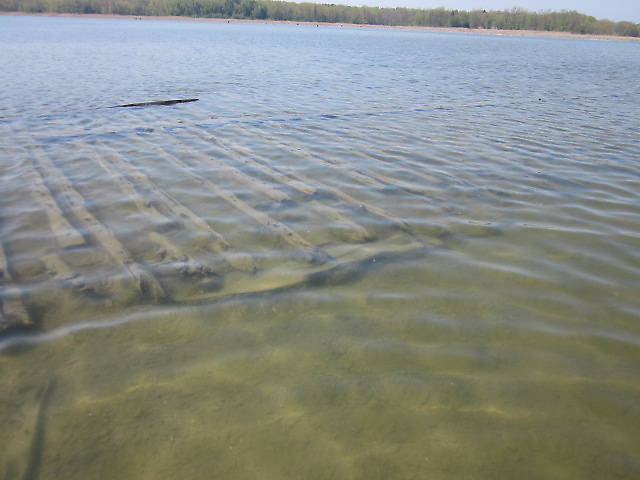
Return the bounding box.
[2,0,639,37]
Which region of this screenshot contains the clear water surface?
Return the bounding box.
[1,15,639,479]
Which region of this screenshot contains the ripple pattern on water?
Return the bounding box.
[1,15,640,480]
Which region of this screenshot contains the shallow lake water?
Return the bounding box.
[1,15,639,479]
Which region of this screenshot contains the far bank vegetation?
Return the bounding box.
[1,0,639,37]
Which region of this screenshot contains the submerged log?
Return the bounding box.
[254,130,389,190]
[129,137,326,264]
[186,232,425,302]
[84,142,213,275]
[92,140,252,284]
[178,129,373,243]
[18,157,85,250]
[196,126,409,231]
[322,126,446,186]
[0,240,31,334]
[94,140,231,251]
[28,145,167,302]
[110,98,199,108]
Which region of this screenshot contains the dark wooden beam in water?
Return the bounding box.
[110,98,198,108]
[29,144,167,302]
[0,239,31,334]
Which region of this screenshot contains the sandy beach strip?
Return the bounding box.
[2,11,638,41]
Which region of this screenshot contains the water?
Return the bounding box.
[1,15,639,478]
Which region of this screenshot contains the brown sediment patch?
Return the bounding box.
[2,11,638,42]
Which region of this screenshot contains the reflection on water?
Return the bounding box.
[1,15,640,479]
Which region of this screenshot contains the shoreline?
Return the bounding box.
[2,11,639,41]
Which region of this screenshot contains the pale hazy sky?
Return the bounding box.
[335,1,640,23]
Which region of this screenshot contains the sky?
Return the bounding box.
[334,0,640,23]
